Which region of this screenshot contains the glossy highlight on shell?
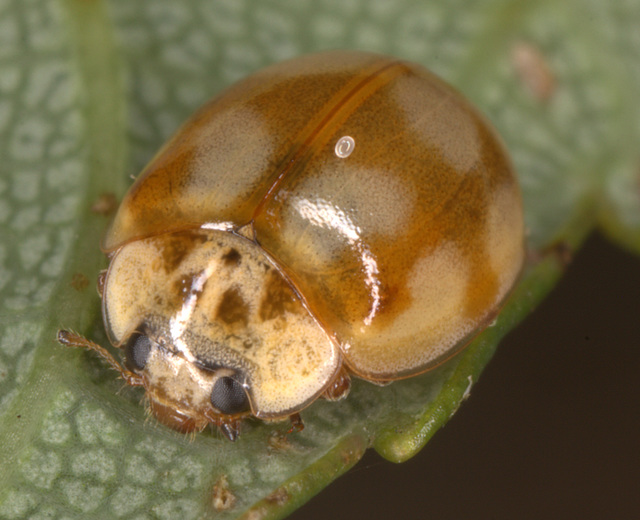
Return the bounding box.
[58,50,524,440]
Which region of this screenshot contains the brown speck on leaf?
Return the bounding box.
[267,431,294,452]
[71,272,90,291]
[528,241,573,268]
[211,475,236,511]
[266,487,289,506]
[340,445,362,465]
[550,241,573,267]
[91,192,117,215]
[511,41,556,102]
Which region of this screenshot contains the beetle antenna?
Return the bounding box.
[57,329,144,386]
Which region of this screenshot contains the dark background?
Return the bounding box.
[291,233,640,520]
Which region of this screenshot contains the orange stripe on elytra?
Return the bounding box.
[251,59,411,221]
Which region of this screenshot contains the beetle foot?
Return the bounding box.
[218,419,241,442]
[286,413,304,434]
[323,368,351,401]
[97,269,108,297]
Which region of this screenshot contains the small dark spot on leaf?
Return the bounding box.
[266,487,289,506]
[511,41,556,102]
[91,192,117,215]
[545,241,573,267]
[268,431,294,452]
[71,272,89,291]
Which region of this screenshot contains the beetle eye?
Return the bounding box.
[124,332,151,371]
[210,376,249,415]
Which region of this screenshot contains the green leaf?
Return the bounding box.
[0,0,638,519]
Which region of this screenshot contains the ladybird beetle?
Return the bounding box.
[59,51,524,441]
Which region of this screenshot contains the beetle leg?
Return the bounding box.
[57,329,144,386]
[96,269,108,297]
[323,368,351,401]
[286,413,304,434]
[218,419,241,442]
